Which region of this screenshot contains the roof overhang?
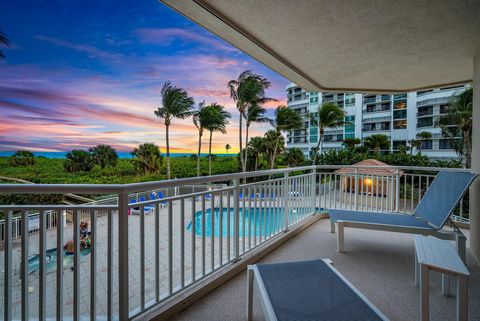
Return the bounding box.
[161,0,480,93]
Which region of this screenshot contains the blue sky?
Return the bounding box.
[0,0,289,153]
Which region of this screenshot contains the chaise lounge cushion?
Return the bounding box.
[256,259,386,321]
[328,210,432,229]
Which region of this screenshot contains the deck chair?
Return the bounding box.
[154,191,168,207]
[137,195,156,213]
[329,171,477,256]
[247,259,389,321]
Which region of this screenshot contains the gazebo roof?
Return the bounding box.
[335,159,402,176]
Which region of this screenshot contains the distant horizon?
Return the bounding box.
[0,151,236,158]
[0,1,288,154]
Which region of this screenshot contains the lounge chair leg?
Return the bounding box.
[455,233,467,263]
[415,252,420,287]
[247,267,254,321]
[442,274,451,297]
[337,221,345,253]
[330,220,335,233]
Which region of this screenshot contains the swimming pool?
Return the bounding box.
[28,247,91,274]
[186,207,312,237]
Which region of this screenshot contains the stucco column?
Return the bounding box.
[470,51,480,265]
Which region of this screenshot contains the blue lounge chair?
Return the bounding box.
[137,195,155,213]
[329,171,477,255]
[247,259,389,321]
[154,191,168,207]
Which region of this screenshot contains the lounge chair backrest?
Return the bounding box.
[414,171,477,229]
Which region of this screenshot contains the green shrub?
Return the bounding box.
[9,150,35,167]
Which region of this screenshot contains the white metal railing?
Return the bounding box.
[0,165,471,320]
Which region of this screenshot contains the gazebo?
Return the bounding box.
[335,159,403,210]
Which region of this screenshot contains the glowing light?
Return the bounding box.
[365,178,373,185]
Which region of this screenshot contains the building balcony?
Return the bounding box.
[0,166,476,320]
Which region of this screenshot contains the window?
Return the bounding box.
[345,115,355,133]
[362,123,375,132]
[417,89,433,96]
[393,120,407,129]
[381,95,391,101]
[393,93,407,100]
[393,109,407,119]
[380,122,390,130]
[417,117,433,128]
[421,140,432,149]
[394,99,407,109]
[418,106,433,117]
[393,140,407,150]
[439,139,452,149]
[439,104,450,114]
[310,96,318,103]
[345,133,355,139]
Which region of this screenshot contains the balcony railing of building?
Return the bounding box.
[0,165,471,320]
[416,96,450,107]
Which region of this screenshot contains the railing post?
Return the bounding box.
[233,178,240,262]
[310,168,317,214]
[354,168,359,210]
[395,169,400,212]
[118,190,130,320]
[283,172,290,231]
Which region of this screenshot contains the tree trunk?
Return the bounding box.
[166,123,171,180]
[239,112,245,172]
[254,157,258,172]
[197,131,202,176]
[209,130,213,176]
[244,124,250,170]
[312,130,323,165]
[464,130,471,168]
[270,135,279,169]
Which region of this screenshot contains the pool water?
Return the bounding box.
[186,207,311,237]
[28,247,91,274]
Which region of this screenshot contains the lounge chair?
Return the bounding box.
[247,259,389,321]
[329,171,478,255]
[138,195,156,213]
[154,191,168,207]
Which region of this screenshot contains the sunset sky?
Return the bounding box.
[0,1,289,154]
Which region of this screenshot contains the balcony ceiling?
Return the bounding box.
[161,0,480,93]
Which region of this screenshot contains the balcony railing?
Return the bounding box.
[0,165,471,320]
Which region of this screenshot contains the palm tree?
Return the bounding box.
[263,130,285,169]
[415,131,433,154]
[228,70,274,173]
[131,143,162,175]
[284,148,305,167]
[192,101,210,176]
[243,103,271,168]
[342,138,361,150]
[364,134,390,153]
[64,150,93,173]
[268,106,303,169]
[204,104,231,175]
[409,139,422,155]
[437,88,473,168]
[9,150,35,167]
[225,144,231,154]
[89,144,118,169]
[311,103,348,164]
[154,81,195,179]
[247,136,265,171]
[0,29,10,59]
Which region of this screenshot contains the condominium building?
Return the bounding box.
[286,83,470,160]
